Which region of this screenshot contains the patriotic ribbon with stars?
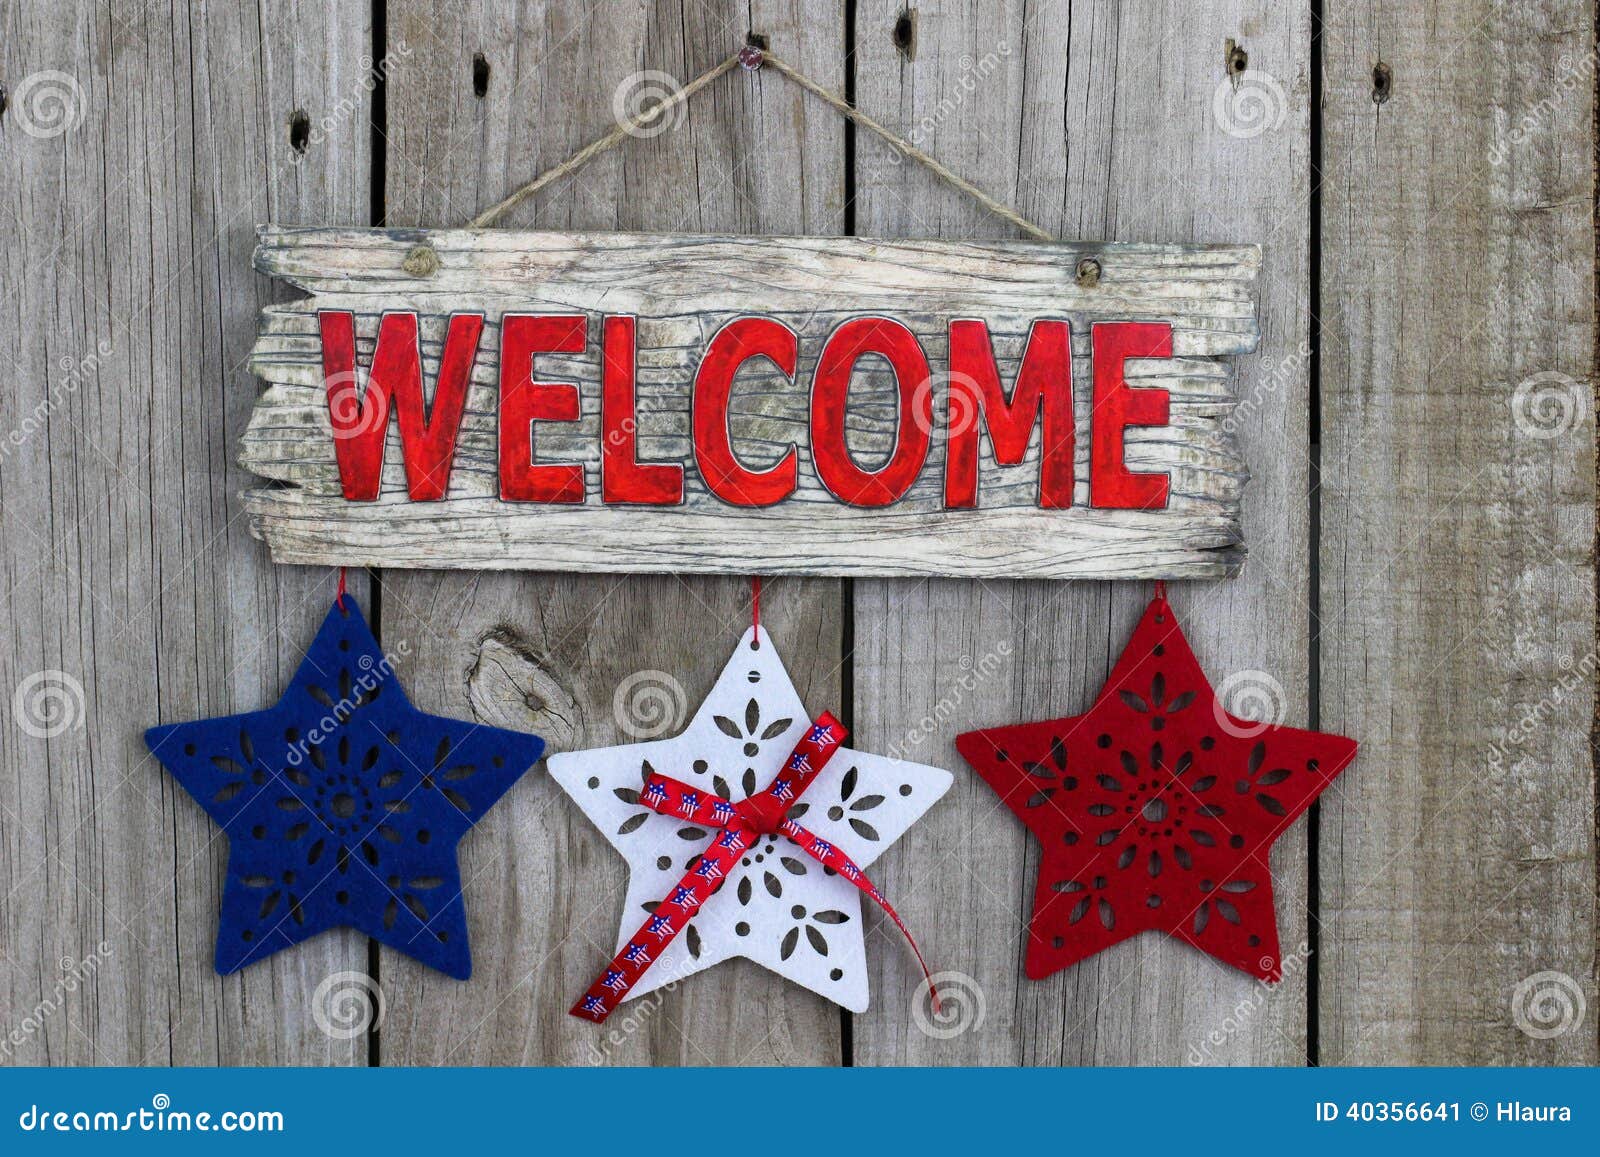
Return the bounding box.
[572,712,939,1022]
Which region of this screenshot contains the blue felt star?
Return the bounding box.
[145,597,543,979]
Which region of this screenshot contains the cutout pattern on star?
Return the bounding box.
[956,591,1357,981]
[146,597,544,978]
[549,627,952,1011]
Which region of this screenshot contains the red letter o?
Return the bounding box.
[810,317,932,506]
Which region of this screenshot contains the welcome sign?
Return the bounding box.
[242,228,1259,578]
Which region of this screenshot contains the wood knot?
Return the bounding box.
[1075,257,1102,288]
[1371,61,1392,104]
[402,244,440,278]
[1225,38,1248,77]
[289,110,310,154]
[467,629,579,751]
[893,10,917,61]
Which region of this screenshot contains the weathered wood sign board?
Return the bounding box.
[242,228,1260,578]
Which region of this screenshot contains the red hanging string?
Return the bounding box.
[1153,579,1167,602]
[336,566,348,610]
[751,575,762,641]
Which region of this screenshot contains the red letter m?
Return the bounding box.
[944,319,1074,508]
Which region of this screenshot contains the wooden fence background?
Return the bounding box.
[0,0,1594,1066]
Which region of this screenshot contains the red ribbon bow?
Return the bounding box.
[572,712,938,1022]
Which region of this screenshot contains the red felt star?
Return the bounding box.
[955,589,1357,982]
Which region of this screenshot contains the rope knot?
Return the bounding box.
[733,793,786,836]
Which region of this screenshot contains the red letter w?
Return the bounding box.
[319,310,484,501]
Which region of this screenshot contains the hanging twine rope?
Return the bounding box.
[468,50,746,228]
[469,45,1054,241]
[757,51,1053,241]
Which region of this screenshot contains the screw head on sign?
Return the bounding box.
[738,45,765,71]
[1075,257,1102,288]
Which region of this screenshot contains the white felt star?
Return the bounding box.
[548,627,953,1012]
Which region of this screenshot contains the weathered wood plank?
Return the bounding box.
[0,0,370,1063]
[375,0,847,1065]
[239,228,1259,578]
[255,226,1262,292]
[232,501,1245,579]
[1317,0,1597,1063]
[848,0,1315,1064]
